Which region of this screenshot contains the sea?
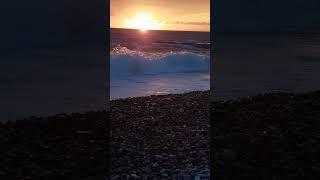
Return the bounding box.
[0,0,105,121]
[2,29,319,120]
[110,28,210,99]
[0,47,106,121]
[213,32,320,100]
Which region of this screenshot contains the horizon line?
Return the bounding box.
[110,27,210,33]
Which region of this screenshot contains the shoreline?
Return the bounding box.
[111,90,210,101]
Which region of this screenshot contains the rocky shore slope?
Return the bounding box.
[110,91,210,179]
[213,91,320,179]
[1,90,320,179]
[0,111,108,180]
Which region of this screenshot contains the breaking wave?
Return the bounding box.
[111,46,209,77]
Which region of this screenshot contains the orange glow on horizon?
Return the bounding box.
[111,0,209,32]
[123,13,162,31]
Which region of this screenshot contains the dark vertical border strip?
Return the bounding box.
[104,0,111,178]
[210,0,216,179]
[105,0,110,109]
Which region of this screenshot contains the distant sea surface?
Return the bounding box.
[110,28,210,99]
[213,32,320,100]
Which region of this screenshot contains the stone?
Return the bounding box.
[110,175,120,180]
[152,162,159,168]
[178,108,185,113]
[131,174,139,178]
[161,173,168,177]
[160,169,166,174]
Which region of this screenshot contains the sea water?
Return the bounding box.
[213,32,320,100]
[110,28,210,99]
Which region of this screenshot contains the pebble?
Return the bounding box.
[131,174,139,178]
[161,173,169,177]
[152,162,159,168]
[155,155,163,159]
[110,175,120,180]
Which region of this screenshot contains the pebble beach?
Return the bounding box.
[213,91,320,179]
[1,90,320,179]
[110,91,210,179]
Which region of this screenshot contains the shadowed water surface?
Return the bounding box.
[213,32,320,100]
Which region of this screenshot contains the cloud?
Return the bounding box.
[169,21,210,25]
[161,12,210,26]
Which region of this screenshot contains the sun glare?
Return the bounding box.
[124,13,161,31]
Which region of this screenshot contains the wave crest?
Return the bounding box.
[111,46,209,77]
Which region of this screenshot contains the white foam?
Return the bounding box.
[111,46,209,77]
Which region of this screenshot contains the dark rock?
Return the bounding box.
[110,175,120,180]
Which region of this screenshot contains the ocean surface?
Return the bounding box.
[0,48,105,121]
[213,32,320,100]
[110,28,210,99]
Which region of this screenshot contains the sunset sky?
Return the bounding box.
[110,0,210,32]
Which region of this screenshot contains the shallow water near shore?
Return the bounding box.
[111,72,209,100]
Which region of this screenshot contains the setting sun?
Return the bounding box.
[123,13,161,31]
[111,0,210,32]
